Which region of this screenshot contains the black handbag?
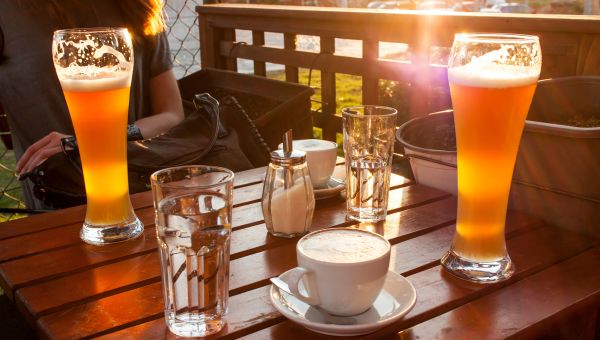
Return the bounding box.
[21,93,271,209]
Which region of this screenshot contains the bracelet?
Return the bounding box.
[60,136,78,152]
[127,124,144,141]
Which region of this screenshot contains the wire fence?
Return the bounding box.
[165,0,203,79]
[0,0,203,221]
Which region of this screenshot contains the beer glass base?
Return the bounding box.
[166,313,225,337]
[346,208,387,223]
[268,230,308,238]
[441,250,514,284]
[80,217,144,245]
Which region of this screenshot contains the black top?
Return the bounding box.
[0,0,172,208]
[0,0,172,159]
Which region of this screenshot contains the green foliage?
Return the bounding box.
[0,143,26,221]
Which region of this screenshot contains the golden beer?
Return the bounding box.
[450,81,537,261]
[441,34,541,283]
[62,76,135,225]
[53,28,143,245]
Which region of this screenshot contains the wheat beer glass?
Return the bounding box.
[441,34,541,283]
[52,28,143,245]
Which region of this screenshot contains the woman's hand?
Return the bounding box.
[16,131,70,176]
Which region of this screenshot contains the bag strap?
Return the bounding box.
[181,93,221,164]
[129,92,223,173]
[0,24,4,64]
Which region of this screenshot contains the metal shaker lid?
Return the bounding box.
[270,149,306,166]
[270,129,306,166]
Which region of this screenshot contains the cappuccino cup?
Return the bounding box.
[279,139,337,188]
[281,228,391,316]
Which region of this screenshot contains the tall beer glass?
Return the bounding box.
[52,28,143,245]
[441,34,541,283]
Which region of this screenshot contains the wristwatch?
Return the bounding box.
[127,124,144,141]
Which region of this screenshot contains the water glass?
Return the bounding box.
[151,165,234,337]
[342,106,397,222]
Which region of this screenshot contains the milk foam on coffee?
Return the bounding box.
[299,229,389,263]
[293,139,336,151]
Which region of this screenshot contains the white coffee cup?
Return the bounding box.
[281,228,391,316]
[279,139,338,188]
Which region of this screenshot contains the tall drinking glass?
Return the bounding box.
[52,28,143,245]
[441,34,541,283]
[151,166,233,337]
[342,106,397,222]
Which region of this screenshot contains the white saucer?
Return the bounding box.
[270,270,417,336]
[313,177,345,200]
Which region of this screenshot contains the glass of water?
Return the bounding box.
[150,165,234,337]
[342,106,397,222]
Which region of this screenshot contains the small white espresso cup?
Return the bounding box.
[281,228,391,316]
[278,139,337,188]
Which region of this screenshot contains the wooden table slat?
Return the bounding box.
[0,208,157,264]
[94,221,596,340]
[0,226,158,298]
[0,179,432,301]
[0,164,272,242]
[398,247,600,340]
[229,224,597,340]
[33,206,547,339]
[1,163,597,340]
[15,194,454,327]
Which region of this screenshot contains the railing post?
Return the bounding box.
[198,10,217,69]
[284,34,299,83]
[320,36,337,142]
[409,21,432,118]
[198,12,230,70]
[362,40,379,105]
[252,31,267,76]
[223,28,238,72]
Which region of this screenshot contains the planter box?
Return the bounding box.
[513,76,600,200]
[397,76,600,235]
[396,110,457,195]
[510,76,600,237]
[178,68,314,149]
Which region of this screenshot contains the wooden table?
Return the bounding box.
[1,164,599,339]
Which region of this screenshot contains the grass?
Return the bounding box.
[266,68,415,180]
[268,68,369,152]
[0,142,26,221]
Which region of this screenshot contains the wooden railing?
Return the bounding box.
[197,4,600,140]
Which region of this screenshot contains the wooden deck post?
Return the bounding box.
[320,36,337,141]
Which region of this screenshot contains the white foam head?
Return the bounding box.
[294,139,336,151]
[448,45,540,88]
[58,71,131,92]
[299,229,390,263]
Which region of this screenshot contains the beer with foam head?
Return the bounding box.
[441,34,541,283]
[449,68,538,261]
[53,28,143,245]
[60,74,134,225]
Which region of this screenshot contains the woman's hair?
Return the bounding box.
[19,0,165,40]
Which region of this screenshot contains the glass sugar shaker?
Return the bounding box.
[262,130,315,238]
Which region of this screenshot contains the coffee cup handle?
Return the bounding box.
[285,267,321,306]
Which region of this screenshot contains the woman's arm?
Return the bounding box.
[16,69,184,175]
[133,68,184,139]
